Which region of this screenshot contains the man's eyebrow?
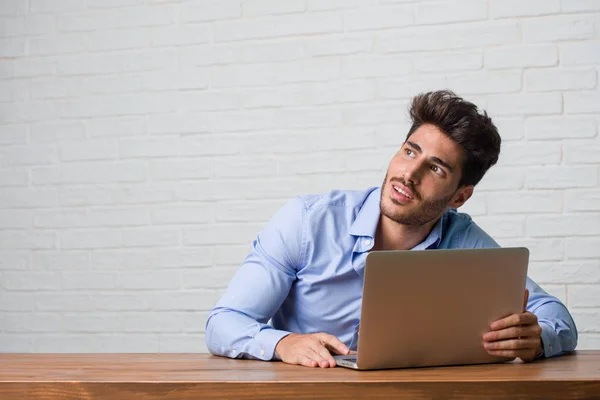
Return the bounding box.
[405,141,454,172]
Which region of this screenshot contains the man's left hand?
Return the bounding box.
[482,289,543,362]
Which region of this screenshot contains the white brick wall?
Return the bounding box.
[0,0,599,353]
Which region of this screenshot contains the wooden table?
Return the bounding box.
[1,352,600,399]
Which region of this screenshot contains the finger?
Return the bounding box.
[483,323,539,342]
[486,349,518,358]
[490,312,538,331]
[484,338,540,351]
[523,288,529,312]
[305,345,330,368]
[318,333,349,355]
[309,342,336,368]
[298,355,319,368]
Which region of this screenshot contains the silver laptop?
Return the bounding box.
[334,247,529,370]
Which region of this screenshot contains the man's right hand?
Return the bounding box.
[275,332,350,368]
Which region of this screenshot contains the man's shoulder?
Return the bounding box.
[297,187,377,211]
[442,209,498,248]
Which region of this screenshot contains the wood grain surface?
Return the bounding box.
[1,351,600,399]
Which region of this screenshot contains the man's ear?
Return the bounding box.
[450,185,474,209]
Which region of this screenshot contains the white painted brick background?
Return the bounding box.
[0,0,599,353]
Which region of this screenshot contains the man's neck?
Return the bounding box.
[374,213,442,251]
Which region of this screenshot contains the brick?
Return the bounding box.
[312,81,376,105]
[0,232,55,250]
[0,293,35,311]
[566,237,600,259]
[307,0,378,10]
[91,248,212,269]
[210,63,275,88]
[0,38,26,57]
[1,313,63,333]
[0,167,28,187]
[184,224,262,246]
[499,238,563,261]
[57,6,176,32]
[527,214,600,237]
[32,162,146,185]
[62,313,122,332]
[159,334,208,352]
[147,114,211,135]
[181,0,240,22]
[498,143,561,167]
[578,334,600,350]
[118,136,179,158]
[36,335,98,352]
[487,93,562,116]
[96,334,159,352]
[276,59,341,84]
[490,0,560,18]
[178,90,244,112]
[31,251,90,271]
[523,15,595,43]
[34,294,93,312]
[121,227,180,248]
[416,0,487,24]
[35,208,148,229]
[565,92,600,114]
[494,118,524,141]
[0,16,26,36]
[145,70,209,91]
[561,0,600,12]
[30,122,85,142]
[569,285,600,307]
[30,0,85,12]
[93,294,149,311]
[180,42,305,67]
[59,184,174,207]
[28,34,87,56]
[0,210,33,229]
[118,271,180,290]
[150,205,214,225]
[344,6,413,31]
[0,0,28,15]
[342,55,411,78]
[485,44,557,69]
[150,159,212,181]
[86,116,146,138]
[0,251,28,270]
[528,260,600,284]
[565,144,600,164]
[213,156,278,179]
[566,190,600,212]
[150,291,221,311]
[560,41,600,66]
[181,267,238,289]
[86,0,143,7]
[178,134,240,157]
[305,34,372,56]
[0,124,28,145]
[59,230,121,250]
[212,110,277,132]
[414,51,482,72]
[473,216,524,238]
[377,21,519,52]
[150,25,211,47]
[0,101,58,124]
[216,201,282,223]
[122,312,182,333]
[450,70,523,95]
[243,0,304,16]
[487,191,563,214]
[56,50,177,76]
[527,167,597,189]
[0,80,29,103]
[468,167,525,191]
[59,140,117,162]
[2,271,61,290]
[570,310,600,333]
[0,334,33,352]
[276,108,342,129]
[539,284,567,304]
[343,103,409,125]
[0,58,56,79]
[526,117,597,140]
[525,68,597,91]
[25,14,56,35]
[57,93,178,118]
[213,12,342,42]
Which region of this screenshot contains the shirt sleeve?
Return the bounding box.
[460,221,578,358]
[205,197,306,360]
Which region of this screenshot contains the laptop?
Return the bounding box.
[333,247,529,370]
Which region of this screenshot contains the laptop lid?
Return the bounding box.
[355,247,529,370]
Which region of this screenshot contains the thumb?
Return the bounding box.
[523,288,529,312]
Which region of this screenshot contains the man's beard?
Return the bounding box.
[379,174,455,227]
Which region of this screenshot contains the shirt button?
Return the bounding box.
[260,349,265,356]
[365,239,372,246]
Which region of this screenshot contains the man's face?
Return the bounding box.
[380,123,470,227]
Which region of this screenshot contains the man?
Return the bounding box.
[205,90,578,368]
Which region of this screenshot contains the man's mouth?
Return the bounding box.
[392,184,414,200]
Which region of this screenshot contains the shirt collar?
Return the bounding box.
[349,186,446,250]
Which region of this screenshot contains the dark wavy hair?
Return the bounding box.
[406,90,501,187]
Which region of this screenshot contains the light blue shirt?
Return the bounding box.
[206,187,578,361]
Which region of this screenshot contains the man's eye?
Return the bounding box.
[405,149,413,156]
[431,165,442,174]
